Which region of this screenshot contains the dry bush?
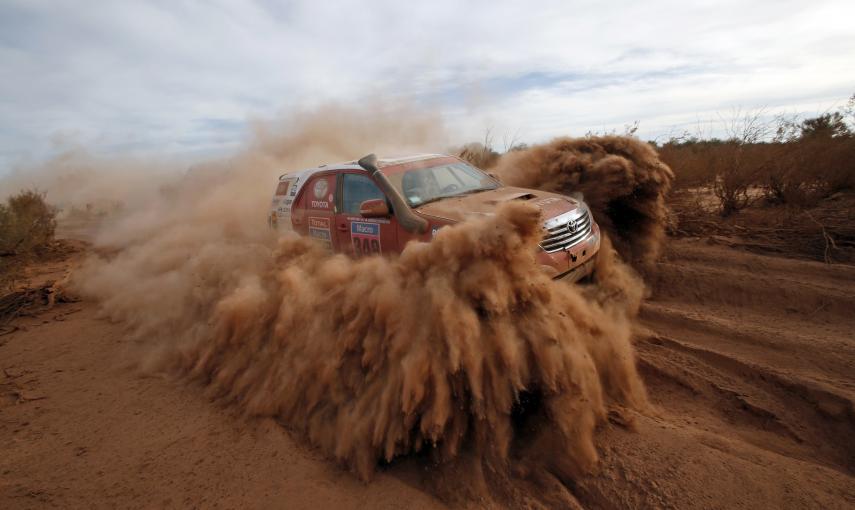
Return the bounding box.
[660,141,772,216]
[658,140,719,189]
[0,190,58,257]
[809,136,855,195]
[665,117,855,263]
[658,110,771,212]
[761,110,855,206]
[457,141,500,169]
[455,129,501,169]
[711,143,771,216]
[761,137,855,206]
[708,111,772,216]
[762,142,813,206]
[660,106,855,215]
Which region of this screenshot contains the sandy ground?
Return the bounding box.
[1,237,854,509]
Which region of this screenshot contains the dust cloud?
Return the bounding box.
[495,136,675,270]
[40,107,667,502]
[0,149,176,212]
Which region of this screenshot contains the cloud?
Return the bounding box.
[1,0,854,170]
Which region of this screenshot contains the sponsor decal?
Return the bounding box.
[313,179,328,199]
[345,216,390,224]
[289,177,300,197]
[350,221,381,256]
[310,177,332,209]
[308,217,332,251]
[275,180,291,196]
[534,197,561,206]
[276,198,295,215]
[309,217,329,229]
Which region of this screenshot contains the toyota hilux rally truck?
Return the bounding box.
[268,154,600,282]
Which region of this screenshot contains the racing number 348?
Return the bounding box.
[350,222,381,257]
[352,237,380,257]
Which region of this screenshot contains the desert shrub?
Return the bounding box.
[821,136,855,193]
[457,141,500,169]
[762,115,855,205]
[454,128,502,169]
[659,139,726,189]
[800,128,855,196]
[661,140,770,216]
[661,106,855,214]
[762,150,816,206]
[710,143,770,216]
[0,190,58,257]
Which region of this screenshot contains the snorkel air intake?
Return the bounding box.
[358,153,429,234]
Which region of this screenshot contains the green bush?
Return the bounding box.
[0,190,58,257]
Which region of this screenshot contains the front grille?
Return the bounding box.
[540,208,592,253]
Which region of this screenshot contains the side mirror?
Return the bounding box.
[359,198,390,218]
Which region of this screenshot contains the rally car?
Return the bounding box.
[269,153,600,282]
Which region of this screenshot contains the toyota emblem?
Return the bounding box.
[566,219,577,233]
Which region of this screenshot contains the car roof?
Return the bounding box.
[277,153,448,181]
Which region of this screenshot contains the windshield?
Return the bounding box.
[386,161,500,207]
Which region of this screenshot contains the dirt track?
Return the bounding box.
[1,238,854,509]
[579,239,855,508]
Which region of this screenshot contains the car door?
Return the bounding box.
[335,171,398,257]
[295,172,338,253]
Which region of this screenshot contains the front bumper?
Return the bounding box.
[554,256,597,283]
[536,222,600,281]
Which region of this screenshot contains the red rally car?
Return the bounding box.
[269,153,600,282]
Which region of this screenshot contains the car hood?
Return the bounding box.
[413,186,582,223]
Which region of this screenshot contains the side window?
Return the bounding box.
[304,175,335,211]
[342,173,386,214]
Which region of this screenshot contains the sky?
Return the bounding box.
[1,0,854,170]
